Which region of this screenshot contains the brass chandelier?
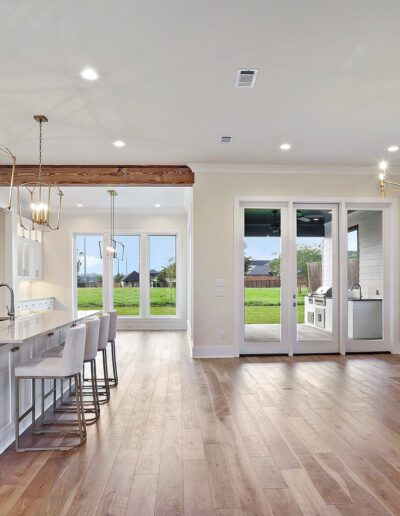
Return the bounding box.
[0,146,16,211]
[17,115,63,231]
[378,160,400,200]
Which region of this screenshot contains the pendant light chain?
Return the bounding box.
[38,118,43,181]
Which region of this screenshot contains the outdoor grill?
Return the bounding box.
[308,286,332,306]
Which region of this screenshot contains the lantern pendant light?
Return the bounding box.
[17,115,63,231]
[99,190,124,260]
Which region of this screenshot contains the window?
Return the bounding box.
[149,235,177,316]
[113,235,140,316]
[75,234,104,311]
[74,232,179,318]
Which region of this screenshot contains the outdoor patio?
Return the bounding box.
[245,323,332,342]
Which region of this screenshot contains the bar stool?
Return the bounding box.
[42,318,101,425]
[84,314,110,403]
[14,324,87,452]
[108,310,118,388]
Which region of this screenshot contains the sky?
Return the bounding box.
[76,234,176,276]
[245,236,323,261]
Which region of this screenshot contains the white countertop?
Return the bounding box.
[0,310,101,346]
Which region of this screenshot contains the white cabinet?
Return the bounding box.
[16,238,31,278]
[32,242,42,280]
[16,219,43,281]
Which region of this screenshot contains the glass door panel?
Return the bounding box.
[113,235,140,316]
[347,210,383,343]
[243,208,286,351]
[294,205,338,353]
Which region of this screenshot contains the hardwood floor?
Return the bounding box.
[2,331,400,515]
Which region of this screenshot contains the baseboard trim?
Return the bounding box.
[117,318,187,331]
[192,345,237,358]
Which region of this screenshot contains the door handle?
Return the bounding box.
[293,302,297,307]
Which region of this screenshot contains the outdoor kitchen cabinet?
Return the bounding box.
[348,299,382,340]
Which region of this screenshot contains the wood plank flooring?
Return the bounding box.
[2,331,400,515]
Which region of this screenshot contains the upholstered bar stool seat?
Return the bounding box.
[15,324,87,452]
[47,317,101,424]
[42,346,64,358]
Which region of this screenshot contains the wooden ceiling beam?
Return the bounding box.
[0,165,194,186]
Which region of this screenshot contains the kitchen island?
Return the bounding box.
[0,310,100,453]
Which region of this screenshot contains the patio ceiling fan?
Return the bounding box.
[270,209,280,234]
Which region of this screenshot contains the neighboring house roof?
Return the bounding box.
[250,260,268,266]
[123,269,159,283]
[122,271,139,282]
[247,260,271,276]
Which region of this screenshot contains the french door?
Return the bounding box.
[239,201,392,355]
[240,203,338,354]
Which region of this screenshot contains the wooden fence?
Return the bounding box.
[244,276,281,288]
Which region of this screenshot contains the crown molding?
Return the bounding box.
[188,163,400,176]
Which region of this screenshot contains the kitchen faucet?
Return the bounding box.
[0,283,15,320]
[351,283,362,300]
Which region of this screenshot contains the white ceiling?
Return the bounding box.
[0,186,188,210]
[1,1,400,167]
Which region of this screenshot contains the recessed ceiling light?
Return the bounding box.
[388,145,399,152]
[113,140,125,148]
[155,204,161,208]
[313,218,319,221]
[280,143,291,150]
[80,68,99,81]
[76,203,84,208]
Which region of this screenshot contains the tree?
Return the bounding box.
[114,273,124,284]
[244,243,252,275]
[268,253,281,277]
[266,245,322,291]
[155,258,176,302]
[156,268,167,287]
[296,244,322,277]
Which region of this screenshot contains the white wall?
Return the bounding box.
[192,171,398,356]
[0,211,5,311]
[348,210,383,298]
[31,210,188,330]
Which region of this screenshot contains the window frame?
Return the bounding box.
[73,229,181,320]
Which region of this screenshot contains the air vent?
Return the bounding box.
[235,69,258,88]
[220,136,232,144]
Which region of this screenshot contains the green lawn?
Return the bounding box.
[77,287,176,316]
[78,286,306,323]
[244,288,306,324]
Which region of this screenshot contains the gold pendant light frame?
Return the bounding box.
[17,115,63,232]
[378,160,400,201]
[0,146,16,211]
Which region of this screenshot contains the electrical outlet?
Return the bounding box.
[220,330,225,339]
